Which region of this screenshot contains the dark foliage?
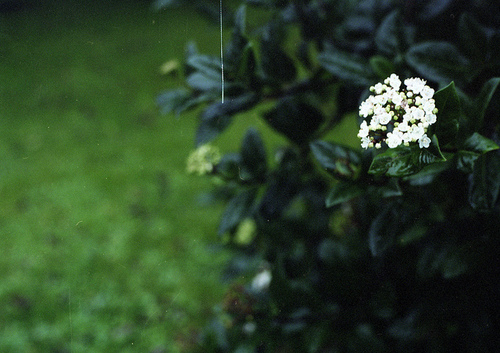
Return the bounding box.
[157,0,500,351]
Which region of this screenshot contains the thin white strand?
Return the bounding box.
[220,0,224,103]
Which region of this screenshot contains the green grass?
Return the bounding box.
[0,1,362,351]
[0,1,234,351]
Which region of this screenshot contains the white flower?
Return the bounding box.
[386,73,401,90]
[421,86,435,99]
[361,136,371,149]
[251,269,272,292]
[387,130,403,148]
[358,74,437,149]
[397,120,410,132]
[379,112,392,125]
[359,100,373,117]
[242,322,257,335]
[357,120,369,138]
[372,82,386,94]
[409,124,425,141]
[404,77,426,94]
[419,134,431,148]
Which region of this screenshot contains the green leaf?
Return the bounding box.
[156,89,191,115]
[406,42,469,83]
[463,132,499,154]
[369,203,397,257]
[458,13,489,62]
[264,97,324,145]
[473,77,500,131]
[233,4,246,34]
[240,128,267,182]
[369,147,419,177]
[369,138,445,177]
[455,150,480,173]
[326,182,364,207]
[310,140,362,180]
[373,178,402,198]
[216,153,241,180]
[433,81,461,147]
[218,188,258,235]
[186,54,221,78]
[374,10,402,56]
[260,25,296,84]
[369,56,395,80]
[318,47,374,86]
[186,71,221,91]
[468,150,500,210]
[196,93,257,146]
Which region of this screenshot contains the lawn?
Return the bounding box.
[0,1,234,351]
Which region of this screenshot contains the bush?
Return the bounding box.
[157,0,500,351]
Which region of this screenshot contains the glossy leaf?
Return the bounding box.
[369,56,395,80]
[473,77,500,131]
[318,47,374,86]
[458,13,488,62]
[433,81,461,147]
[374,10,401,56]
[156,88,191,115]
[368,203,397,257]
[264,97,324,145]
[310,140,361,180]
[468,151,500,210]
[325,182,364,207]
[196,93,258,146]
[455,150,479,173]
[463,132,499,154]
[240,128,267,182]
[369,138,445,177]
[406,42,469,83]
[260,25,296,84]
[218,188,258,235]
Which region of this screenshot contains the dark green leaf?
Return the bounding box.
[433,81,461,147]
[186,71,221,91]
[458,13,489,62]
[468,150,500,210]
[455,150,479,173]
[310,140,362,180]
[240,128,267,182]
[186,54,221,78]
[369,139,445,177]
[156,89,191,115]
[325,182,364,207]
[264,97,324,145]
[234,5,246,34]
[216,153,241,180]
[318,47,374,86]
[369,56,395,80]
[473,77,500,131]
[373,178,402,198]
[196,93,258,146]
[374,10,401,56]
[406,42,469,83]
[369,147,419,177]
[463,132,499,154]
[234,42,258,88]
[260,25,297,84]
[369,203,397,257]
[218,188,258,235]
[417,0,454,21]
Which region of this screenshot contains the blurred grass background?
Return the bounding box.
[0,0,359,351]
[0,1,235,351]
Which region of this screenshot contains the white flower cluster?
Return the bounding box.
[357,74,438,149]
[186,144,221,175]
